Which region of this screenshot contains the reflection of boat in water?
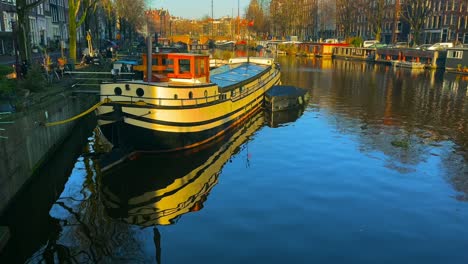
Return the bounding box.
[100,111,265,227]
[96,52,280,152]
[265,106,306,128]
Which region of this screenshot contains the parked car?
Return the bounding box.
[393,42,409,48]
[363,40,379,48]
[415,44,432,50]
[427,42,453,50]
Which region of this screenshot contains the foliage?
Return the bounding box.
[0,65,14,76]
[18,64,47,93]
[0,65,15,96]
[391,139,410,149]
[347,37,363,47]
[278,43,297,55]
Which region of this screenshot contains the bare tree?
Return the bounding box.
[365,0,385,41]
[270,0,302,38]
[399,0,433,46]
[318,0,336,39]
[68,0,99,62]
[114,0,146,44]
[16,0,44,62]
[99,0,116,41]
[336,0,358,39]
[246,0,268,37]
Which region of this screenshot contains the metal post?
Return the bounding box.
[146,11,152,83]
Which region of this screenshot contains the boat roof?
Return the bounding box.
[210,63,268,88]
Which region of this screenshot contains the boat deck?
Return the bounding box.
[211,63,267,88]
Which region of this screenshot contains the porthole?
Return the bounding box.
[114,87,122,95]
[189,91,193,99]
[136,88,144,97]
[174,94,178,99]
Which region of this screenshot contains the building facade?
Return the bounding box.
[336,0,468,44]
[423,0,468,44]
[0,0,16,55]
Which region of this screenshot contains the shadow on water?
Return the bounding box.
[1,108,283,263]
[0,114,97,264]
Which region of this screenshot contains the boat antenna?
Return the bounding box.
[211,0,214,39]
[146,10,152,83]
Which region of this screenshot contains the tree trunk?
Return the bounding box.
[107,19,113,40]
[17,9,31,63]
[69,17,77,62]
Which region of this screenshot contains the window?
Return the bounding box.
[448,50,463,59]
[179,59,190,73]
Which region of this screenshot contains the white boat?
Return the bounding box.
[96,52,281,152]
[393,60,425,69]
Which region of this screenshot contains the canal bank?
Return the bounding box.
[0,90,98,217]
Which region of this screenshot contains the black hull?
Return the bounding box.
[99,104,263,153]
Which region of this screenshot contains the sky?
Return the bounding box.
[146,0,251,19]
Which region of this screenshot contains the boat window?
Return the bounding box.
[166,59,174,73]
[195,59,200,75]
[231,90,236,97]
[136,88,145,97]
[114,87,122,95]
[200,59,205,74]
[189,91,193,99]
[239,86,243,93]
[179,59,191,74]
[152,58,158,65]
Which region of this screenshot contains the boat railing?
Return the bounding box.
[101,67,280,107]
[101,93,223,107]
[230,68,280,102]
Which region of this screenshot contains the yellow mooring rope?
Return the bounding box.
[44,98,111,127]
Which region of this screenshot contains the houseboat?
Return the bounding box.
[445,47,468,74]
[96,52,281,152]
[376,48,447,69]
[332,46,376,61]
[297,42,349,58]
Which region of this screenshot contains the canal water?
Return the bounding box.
[1,57,467,263]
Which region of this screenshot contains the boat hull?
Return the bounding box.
[98,98,265,152]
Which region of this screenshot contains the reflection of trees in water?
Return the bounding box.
[281,58,467,195]
[439,145,468,201]
[28,134,148,263]
[327,60,467,151]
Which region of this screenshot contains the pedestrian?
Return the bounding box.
[21,60,28,78]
